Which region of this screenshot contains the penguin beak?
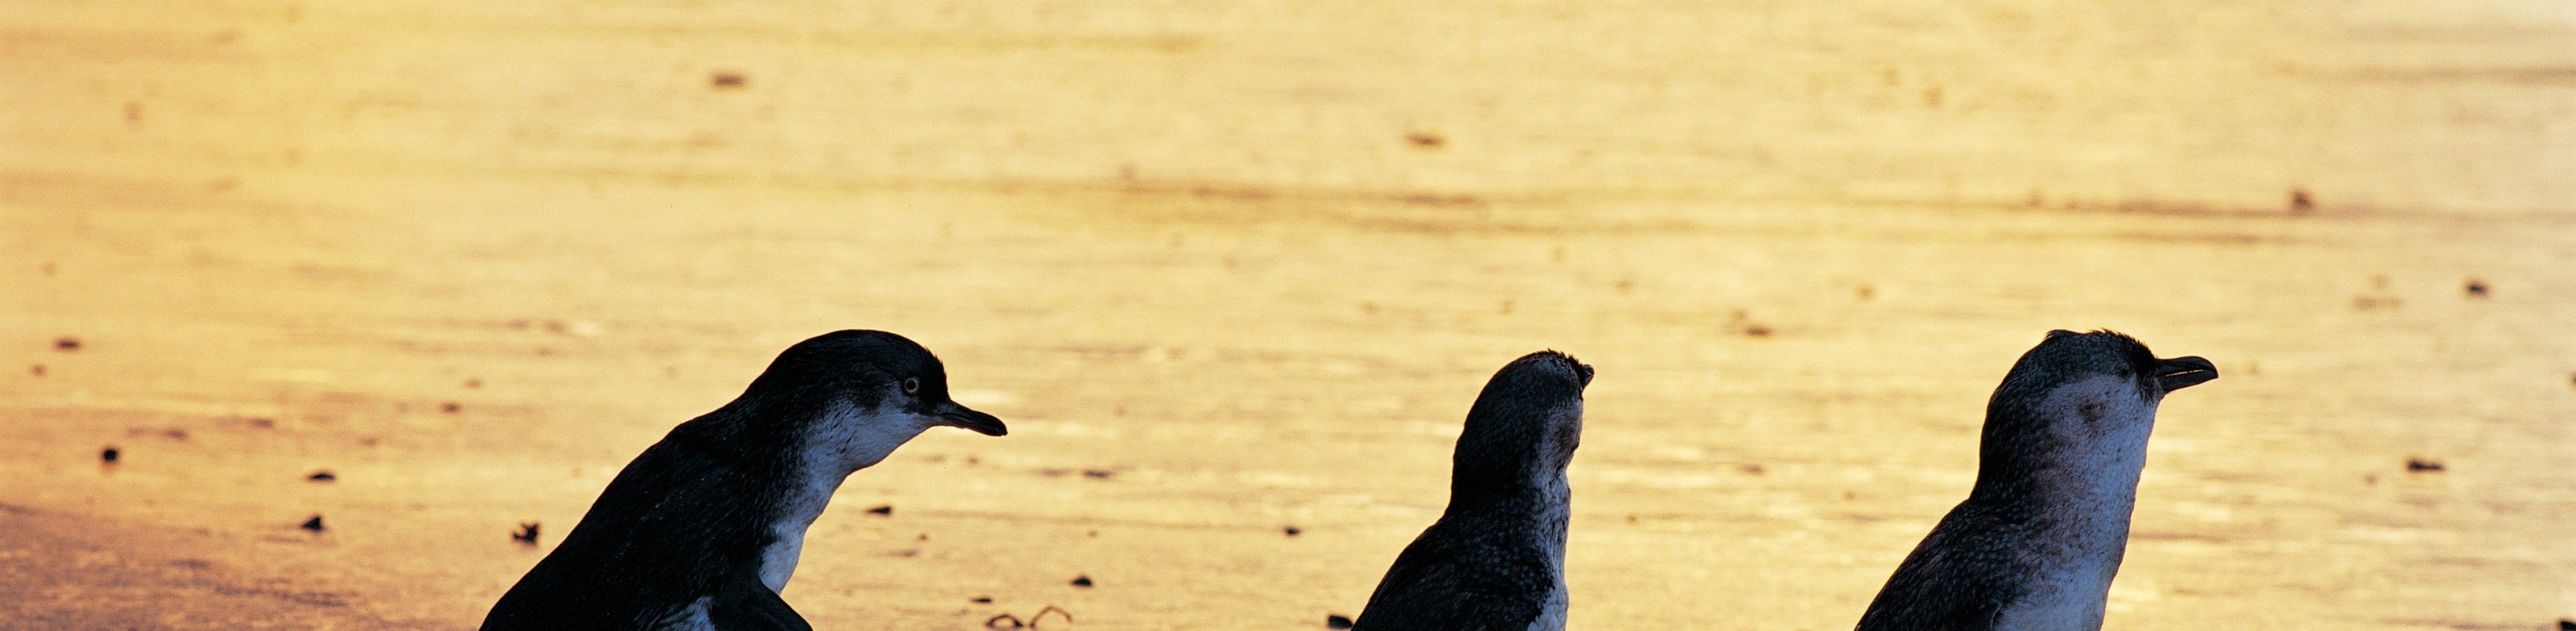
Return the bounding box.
[933,402,1008,437]
[2154,356,2219,391]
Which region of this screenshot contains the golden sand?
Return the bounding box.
[3,1,2572,628]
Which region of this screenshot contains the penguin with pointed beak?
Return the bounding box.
[1856,330,2216,631]
[482,330,1006,631]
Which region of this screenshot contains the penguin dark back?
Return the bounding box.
[1352,349,1591,631]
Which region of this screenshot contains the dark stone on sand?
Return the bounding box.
[1070,575,1093,588]
[1284,525,1302,537]
[513,522,540,544]
[866,504,893,516]
[2405,457,2445,473]
[53,337,80,351]
[299,515,325,532]
[100,446,118,463]
[306,470,336,482]
[970,596,993,604]
[1082,469,1115,479]
[1327,614,1356,628]
[2465,280,2489,297]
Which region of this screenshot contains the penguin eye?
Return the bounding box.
[902,377,920,394]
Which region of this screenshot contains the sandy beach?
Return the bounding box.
[4,0,2573,628]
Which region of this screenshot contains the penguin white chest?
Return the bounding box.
[756,403,931,592]
[656,597,715,631]
[758,525,810,592]
[756,467,844,592]
[1526,472,1572,631]
[1996,379,2154,631]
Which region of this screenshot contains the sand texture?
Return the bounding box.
[4,0,2573,628]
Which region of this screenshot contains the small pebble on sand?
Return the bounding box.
[100,446,119,464]
[54,337,81,351]
[513,522,541,545]
[1327,614,1356,629]
[866,505,893,516]
[299,515,325,533]
[307,470,336,482]
[2405,457,2445,473]
[1284,525,1302,537]
[1070,575,1093,588]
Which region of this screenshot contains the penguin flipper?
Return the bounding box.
[707,571,813,631]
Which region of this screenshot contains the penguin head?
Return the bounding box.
[1454,350,1593,491]
[738,331,1006,467]
[2012,330,2217,401]
[1977,331,2214,479]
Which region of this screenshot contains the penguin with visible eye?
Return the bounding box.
[1855,330,2216,631]
[481,330,1007,631]
[1354,350,1592,631]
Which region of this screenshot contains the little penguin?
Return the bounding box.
[480,330,1007,631]
[1854,330,2217,631]
[1354,350,1593,631]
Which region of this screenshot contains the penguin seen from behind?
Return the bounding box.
[1354,350,1593,631]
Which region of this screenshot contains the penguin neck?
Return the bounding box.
[1971,378,2159,559]
[756,402,931,593]
[1445,427,1576,543]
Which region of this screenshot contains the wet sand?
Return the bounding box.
[4,1,2573,628]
